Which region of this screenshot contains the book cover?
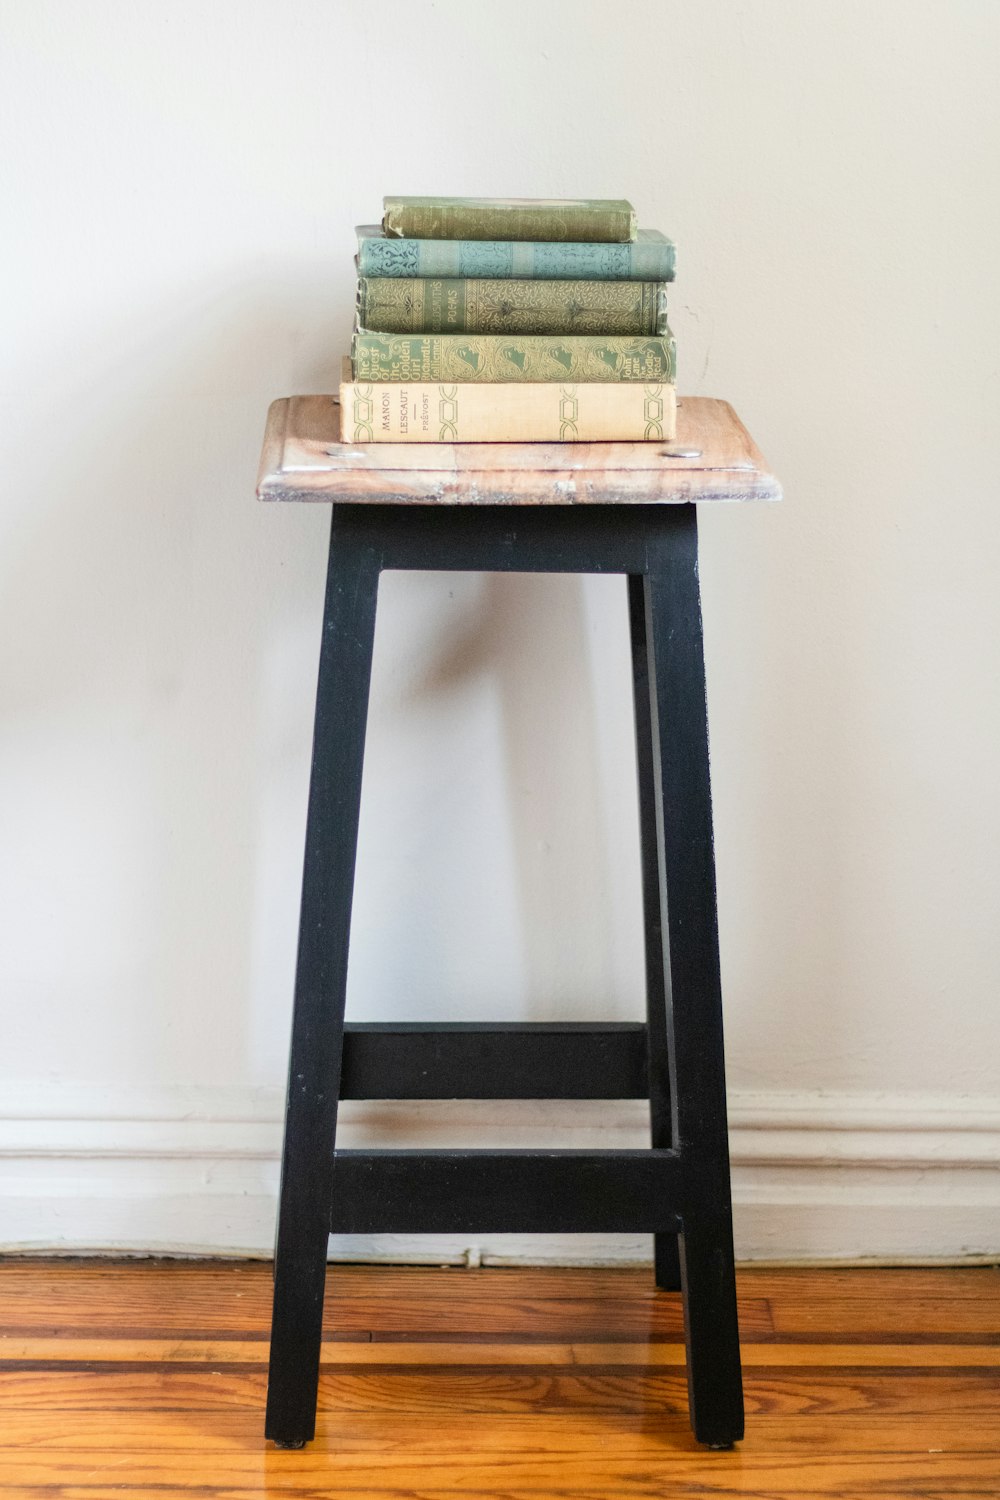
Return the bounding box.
[382,195,636,243]
[357,277,670,336]
[352,332,676,384]
[339,368,676,444]
[356,226,676,282]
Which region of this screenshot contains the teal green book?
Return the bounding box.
[356,226,676,282]
[357,277,670,336]
[351,332,676,384]
[383,196,636,243]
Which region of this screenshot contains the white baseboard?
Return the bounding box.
[3,1086,999,1263]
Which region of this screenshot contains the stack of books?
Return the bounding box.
[340,197,678,443]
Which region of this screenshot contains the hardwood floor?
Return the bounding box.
[1,1260,998,1496]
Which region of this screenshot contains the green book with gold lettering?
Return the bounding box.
[357,277,670,336]
[351,332,676,383]
[382,196,636,243]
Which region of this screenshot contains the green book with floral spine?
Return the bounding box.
[357,277,670,336]
[351,332,676,383]
[356,226,676,281]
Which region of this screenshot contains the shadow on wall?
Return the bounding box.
[395,569,625,1019]
[0,268,336,1090]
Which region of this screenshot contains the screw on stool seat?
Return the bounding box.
[255,396,781,1449]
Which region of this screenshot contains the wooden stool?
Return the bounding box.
[255,397,780,1450]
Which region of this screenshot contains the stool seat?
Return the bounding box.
[256,394,780,1452]
[257,393,780,507]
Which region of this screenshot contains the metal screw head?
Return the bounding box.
[660,446,703,459]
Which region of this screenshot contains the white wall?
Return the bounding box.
[3,0,999,1261]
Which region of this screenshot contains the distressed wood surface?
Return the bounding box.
[1,1262,999,1497]
[256,394,781,505]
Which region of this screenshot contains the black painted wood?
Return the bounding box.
[642,509,744,1447]
[628,574,682,1294]
[266,498,744,1452]
[339,1022,649,1100]
[329,1149,682,1235]
[331,500,660,575]
[265,516,382,1448]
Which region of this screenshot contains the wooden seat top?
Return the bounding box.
[256,394,781,507]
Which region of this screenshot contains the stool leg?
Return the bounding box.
[265,515,381,1447]
[643,509,744,1448]
[627,574,681,1293]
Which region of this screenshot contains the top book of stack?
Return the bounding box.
[359,194,674,282]
[383,196,636,243]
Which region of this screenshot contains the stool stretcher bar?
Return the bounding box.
[332,1152,683,1236]
[328,1149,684,1235]
[340,1021,650,1100]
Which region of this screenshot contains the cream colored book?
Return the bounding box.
[338,359,676,443]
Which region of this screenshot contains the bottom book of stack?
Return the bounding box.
[338,359,676,444]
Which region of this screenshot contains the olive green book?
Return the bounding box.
[351,332,676,384]
[357,277,670,336]
[382,196,636,243]
[339,360,676,442]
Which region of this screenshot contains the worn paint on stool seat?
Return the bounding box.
[256,394,781,506]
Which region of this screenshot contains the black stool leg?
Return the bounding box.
[627,574,681,1293]
[644,508,744,1448]
[265,513,382,1447]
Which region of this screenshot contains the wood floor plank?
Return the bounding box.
[3,1259,996,1294]
[5,1338,1000,1374]
[0,1264,273,1332]
[3,1366,1000,1417]
[770,1296,1000,1336]
[3,1406,1000,1450]
[3,1260,996,1331]
[736,1265,1000,1301]
[0,1265,771,1338]
[1,1483,995,1500]
[5,1335,1000,1366]
[322,1293,771,1337]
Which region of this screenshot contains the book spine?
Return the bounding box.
[339,378,676,443]
[357,236,676,281]
[357,278,670,336]
[382,197,635,243]
[351,333,676,384]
